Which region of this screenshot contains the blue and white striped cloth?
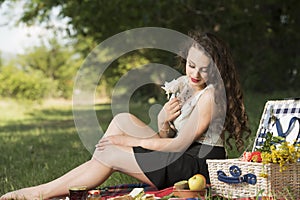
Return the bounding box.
[253,99,300,152]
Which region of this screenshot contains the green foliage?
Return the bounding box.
[0,52,3,67]
[255,132,285,153]
[3,0,298,94]
[0,65,53,100]
[0,0,299,100]
[0,37,82,100]
[19,38,82,98]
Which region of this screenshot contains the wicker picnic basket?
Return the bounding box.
[207,99,300,199]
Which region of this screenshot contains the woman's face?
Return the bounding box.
[185,46,210,91]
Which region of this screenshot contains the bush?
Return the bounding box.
[0,66,55,101]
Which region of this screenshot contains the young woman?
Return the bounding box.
[1,31,250,200]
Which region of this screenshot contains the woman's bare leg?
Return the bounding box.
[0,159,113,200]
[0,113,157,200]
[104,113,159,139]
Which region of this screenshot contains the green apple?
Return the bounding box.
[174,180,189,190]
[188,174,206,191]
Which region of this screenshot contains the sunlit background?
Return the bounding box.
[0,0,298,195]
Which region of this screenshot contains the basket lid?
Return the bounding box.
[252,99,300,151]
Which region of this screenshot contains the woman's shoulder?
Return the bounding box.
[205,84,215,93]
[201,84,215,95]
[197,84,215,103]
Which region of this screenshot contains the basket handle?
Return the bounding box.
[275,116,300,138]
[217,166,257,185]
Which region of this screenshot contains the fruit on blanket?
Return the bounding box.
[141,194,155,200]
[108,194,133,200]
[109,188,145,200]
[129,188,144,200]
[188,174,206,191]
[174,180,189,189]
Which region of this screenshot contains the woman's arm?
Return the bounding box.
[97,90,214,152]
[157,97,181,138]
[140,90,213,152]
[157,121,177,138]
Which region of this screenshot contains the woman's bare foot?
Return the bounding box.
[0,187,42,200]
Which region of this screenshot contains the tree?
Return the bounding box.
[0,64,52,100]
[1,0,299,93]
[0,51,2,67]
[19,38,82,98]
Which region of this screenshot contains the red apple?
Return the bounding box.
[188,174,206,191]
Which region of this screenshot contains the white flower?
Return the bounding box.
[161,78,184,99]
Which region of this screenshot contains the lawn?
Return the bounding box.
[0,99,137,195]
[0,90,297,196]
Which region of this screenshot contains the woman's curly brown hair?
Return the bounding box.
[180,31,251,152]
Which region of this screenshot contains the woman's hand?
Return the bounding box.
[161,97,182,123]
[96,135,139,151]
[157,97,181,138]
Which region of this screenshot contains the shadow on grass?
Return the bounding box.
[2,91,296,194]
[0,103,115,133]
[0,103,140,194]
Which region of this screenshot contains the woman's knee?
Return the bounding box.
[92,146,117,167]
[112,113,135,123]
[111,112,154,138]
[92,145,137,173]
[111,113,137,131]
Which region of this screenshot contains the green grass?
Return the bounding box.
[0,99,87,194]
[0,99,138,195]
[0,90,298,196]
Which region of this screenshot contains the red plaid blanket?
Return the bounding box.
[99,183,157,198]
[51,183,273,199]
[100,184,270,200]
